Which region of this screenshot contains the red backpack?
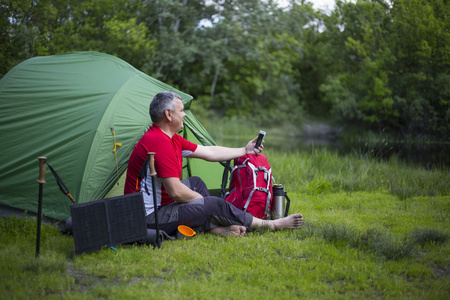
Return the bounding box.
[224,154,274,220]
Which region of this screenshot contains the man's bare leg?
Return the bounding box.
[208,213,303,237]
[209,225,247,237]
[251,213,303,231]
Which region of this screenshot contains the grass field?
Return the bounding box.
[1,143,449,299]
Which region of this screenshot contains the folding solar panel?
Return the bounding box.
[70,193,147,254]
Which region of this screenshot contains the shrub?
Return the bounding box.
[411,228,448,246]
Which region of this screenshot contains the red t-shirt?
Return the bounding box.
[124,125,198,206]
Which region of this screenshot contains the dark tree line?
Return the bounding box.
[1,0,448,137]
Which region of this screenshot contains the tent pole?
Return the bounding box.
[36,157,47,258]
[147,152,161,248]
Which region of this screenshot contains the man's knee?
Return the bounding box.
[203,196,234,212]
[188,176,206,187]
[187,176,210,197]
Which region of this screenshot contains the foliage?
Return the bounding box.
[320,1,396,126]
[389,0,450,136]
[411,227,448,246]
[137,0,216,89]
[1,0,449,137]
[266,146,449,198]
[0,0,156,75]
[318,0,449,136]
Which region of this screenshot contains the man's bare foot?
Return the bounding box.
[209,225,247,237]
[252,213,303,231]
[270,213,303,230]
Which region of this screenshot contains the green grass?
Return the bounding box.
[1,148,449,299]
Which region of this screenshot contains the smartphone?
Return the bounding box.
[255,130,266,150]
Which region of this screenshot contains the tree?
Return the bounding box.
[389,0,450,136]
[317,0,449,137]
[137,0,216,88]
[190,0,310,124]
[2,0,447,137]
[319,0,397,130]
[1,0,156,76]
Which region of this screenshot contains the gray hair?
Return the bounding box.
[149,91,181,123]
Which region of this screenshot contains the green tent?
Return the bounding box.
[0,51,224,222]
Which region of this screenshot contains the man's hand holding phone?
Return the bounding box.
[254,130,266,153]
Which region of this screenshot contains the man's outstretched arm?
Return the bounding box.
[188,137,262,162]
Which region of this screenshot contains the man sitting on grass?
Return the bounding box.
[124,91,303,237]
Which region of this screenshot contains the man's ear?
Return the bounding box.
[165,109,171,121]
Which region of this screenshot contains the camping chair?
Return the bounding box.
[220,160,232,199]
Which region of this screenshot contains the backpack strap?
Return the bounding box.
[264,190,272,217]
[229,160,248,187]
[223,160,248,199]
[243,187,272,218]
[223,187,235,199]
[255,166,271,189]
[243,162,272,218]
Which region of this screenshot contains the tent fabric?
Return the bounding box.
[0,51,222,221]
